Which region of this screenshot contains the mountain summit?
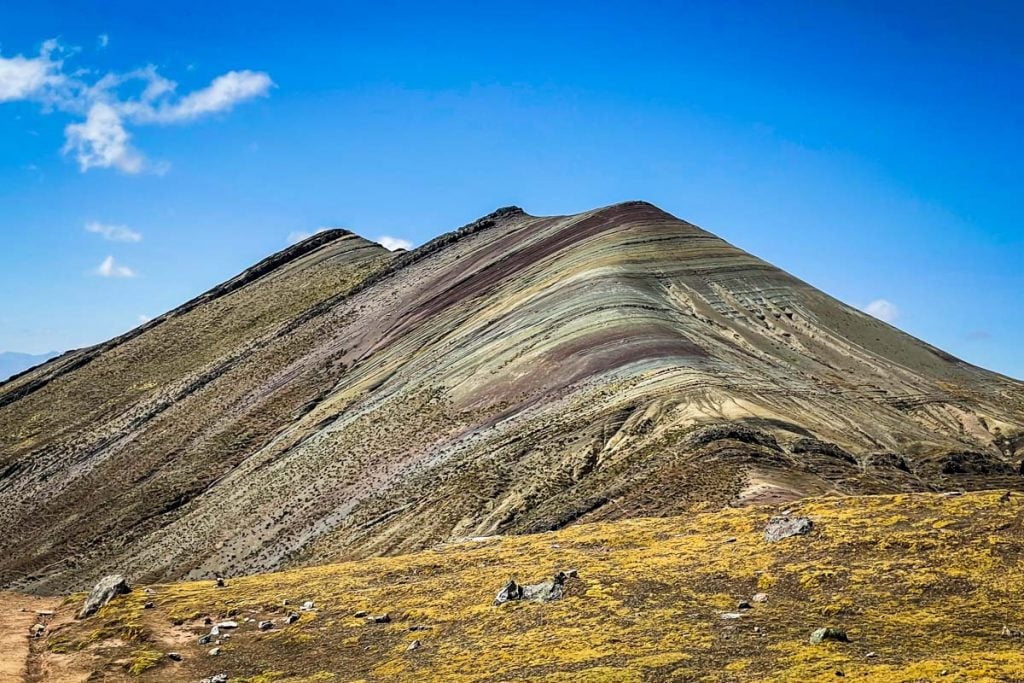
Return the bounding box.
[2,201,1021,592]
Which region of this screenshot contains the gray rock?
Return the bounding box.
[752,592,769,603]
[737,601,752,610]
[720,612,744,619]
[167,652,182,661]
[198,633,213,645]
[285,612,300,624]
[764,516,813,542]
[208,646,221,656]
[354,610,368,618]
[407,639,421,651]
[143,601,154,609]
[258,620,274,631]
[200,676,228,683]
[77,574,131,619]
[300,600,315,611]
[493,571,569,606]
[366,613,391,624]
[809,627,849,644]
[215,620,238,629]
[29,623,44,637]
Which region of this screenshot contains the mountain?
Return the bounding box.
[1,201,1022,593]
[0,351,59,382]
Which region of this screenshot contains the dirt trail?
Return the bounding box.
[0,592,59,683]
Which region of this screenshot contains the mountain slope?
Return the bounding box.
[32,490,1024,682]
[1,201,1022,592]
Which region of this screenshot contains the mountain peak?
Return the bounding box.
[0,202,1021,592]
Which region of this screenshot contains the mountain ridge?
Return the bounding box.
[1,201,1021,593]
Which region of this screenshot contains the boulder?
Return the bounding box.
[258,620,274,631]
[809,627,849,644]
[77,574,131,619]
[764,516,813,542]
[493,571,570,606]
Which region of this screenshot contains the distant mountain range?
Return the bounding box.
[0,351,59,382]
[1,201,1022,593]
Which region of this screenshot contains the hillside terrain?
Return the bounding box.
[20,490,1024,682]
[1,201,1022,593]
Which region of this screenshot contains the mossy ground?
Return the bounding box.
[38,490,1024,681]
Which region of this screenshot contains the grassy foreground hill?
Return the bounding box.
[30,489,1024,682]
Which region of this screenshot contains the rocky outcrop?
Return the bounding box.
[77,575,130,618]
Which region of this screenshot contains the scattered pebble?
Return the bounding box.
[720,612,743,620]
[367,613,391,624]
[216,620,238,629]
[258,620,275,631]
[737,601,752,610]
[300,600,315,611]
[354,610,368,618]
[285,612,300,625]
[167,652,182,661]
[208,647,221,656]
[407,639,421,652]
[143,601,154,609]
[752,593,769,603]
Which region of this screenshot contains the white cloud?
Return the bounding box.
[95,255,136,278]
[863,299,899,323]
[287,228,329,245]
[150,70,273,123]
[64,103,143,172]
[0,40,64,102]
[98,34,110,49]
[0,38,273,173]
[137,313,152,323]
[377,235,413,251]
[85,220,142,242]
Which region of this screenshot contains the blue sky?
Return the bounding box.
[1,1,1021,379]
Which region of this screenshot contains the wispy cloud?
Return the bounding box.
[97,34,110,49]
[0,39,274,173]
[863,299,899,323]
[85,220,142,242]
[287,228,329,245]
[95,255,136,278]
[377,235,413,251]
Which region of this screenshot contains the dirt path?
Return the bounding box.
[0,592,59,683]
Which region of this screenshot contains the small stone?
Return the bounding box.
[204,616,213,625]
[215,577,225,588]
[407,639,421,651]
[720,612,743,619]
[565,569,579,578]
[737,601,752,610]
[198,634,213,645]
[354,610,368,618]
[143,601,154,609]
[216,620,238,629]
[210,626,220,636]
[300,600,315,611]
[810,627,849,644]
[258,620,274,631]
[752,593,769,603]
[167,652,182,661]
[835,671,845,677]
[282,599,289,605]
[285,612,300,624]
[208,647,221,656]
[200,675,228,683]
[29,623,45,638]
[367,613,391,624]
[35,610,55,616]
[866,651,877,658]
[725,537,738,543]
